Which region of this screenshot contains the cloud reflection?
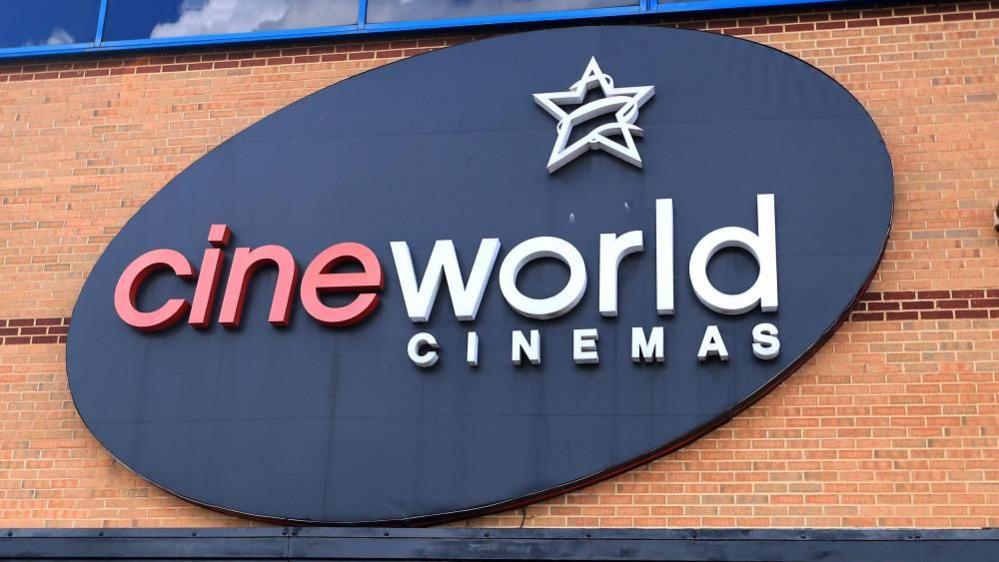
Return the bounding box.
[150,0,356,38]
[368,0,634,23]
[21,28,75,47]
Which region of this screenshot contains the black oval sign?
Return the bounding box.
[67,26,892,524]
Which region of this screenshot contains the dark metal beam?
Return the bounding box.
[2,528,997,561]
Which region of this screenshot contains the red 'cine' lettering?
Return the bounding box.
[113,229,384,330]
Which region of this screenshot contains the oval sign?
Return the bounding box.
[68,26,893,524]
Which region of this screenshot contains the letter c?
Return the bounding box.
[114,249,194,332]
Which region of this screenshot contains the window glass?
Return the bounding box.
[103,0,358,41]
[0,0,100,49]
[367,0,637,24]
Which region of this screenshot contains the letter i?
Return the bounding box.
[189,224,231,328]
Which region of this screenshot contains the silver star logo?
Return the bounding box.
[533,57,655,174]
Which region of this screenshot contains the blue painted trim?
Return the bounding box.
[657,0,843,12]
[358,0,369,30]
[94,0,109,46]
[0,42,97,58]
[0,0,856,61]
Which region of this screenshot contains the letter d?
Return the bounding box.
[688,194,777,315]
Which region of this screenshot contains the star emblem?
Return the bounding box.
[533,57,655,174]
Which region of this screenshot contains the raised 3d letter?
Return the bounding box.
[301,242,383,327]
[391,239,500,323]
[499,237,586,320]
[115,249,194,332]
[219,245,298,328]
[689,194,777,315]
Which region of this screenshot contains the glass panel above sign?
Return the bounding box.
[0,0,100,49]
[103,0,358,42]
[366,0,638,24]
[0,0,857,59]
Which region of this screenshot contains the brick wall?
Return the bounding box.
[0,1,997,528]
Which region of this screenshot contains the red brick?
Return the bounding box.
[954,310,989,319]
[920,310,954,320]
[917,291,950,299]
[851,312,885,322]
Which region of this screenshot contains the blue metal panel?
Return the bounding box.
[360,5,642,33]
[358,0,369,30]
[0,0,857,61]
[95,24,364,50]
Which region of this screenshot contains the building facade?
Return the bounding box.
[0,0,997,557]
